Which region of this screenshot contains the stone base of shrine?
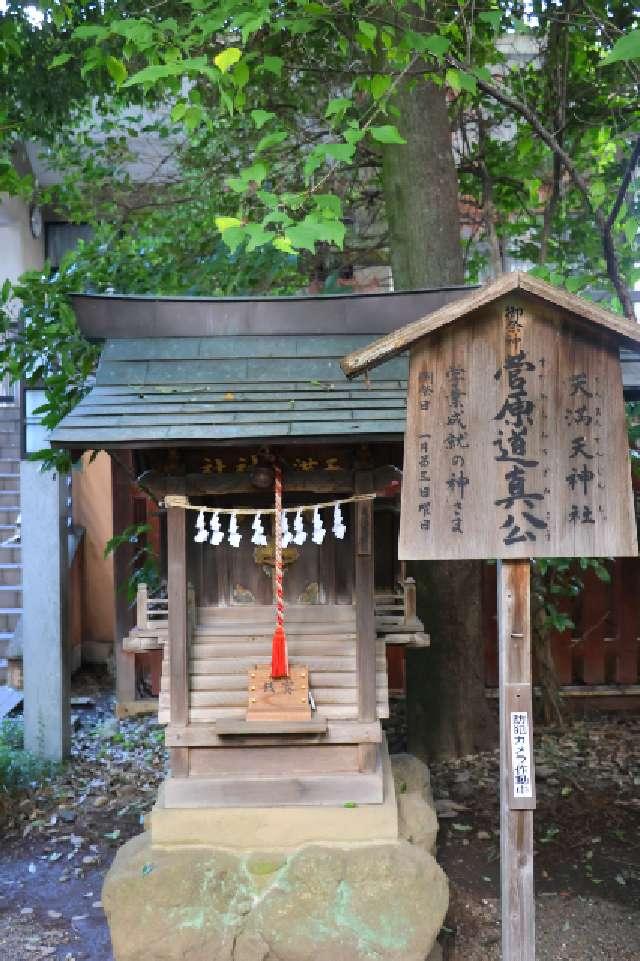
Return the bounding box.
[150,740,395,850]
[103,755,446,961]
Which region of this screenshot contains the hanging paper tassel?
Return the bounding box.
[312,506,326,545]
[281,510,292,548]
[251,512,267,546]
[209,510,224,546]
[228,512,242,548]
[293,508,307,546]
[271,464,288,678]
[332,502,346,539]
[194,509,209,543]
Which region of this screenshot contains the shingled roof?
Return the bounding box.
[50,334,410,448]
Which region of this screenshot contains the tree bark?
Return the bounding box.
[382,79,464,289]
[382,77,495,759]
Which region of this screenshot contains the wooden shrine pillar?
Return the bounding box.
[111,453,136,709]
[355,471,377,771]
[498,559,535,961]
[167,506,189,777]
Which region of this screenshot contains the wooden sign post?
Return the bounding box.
[341,273,640,961]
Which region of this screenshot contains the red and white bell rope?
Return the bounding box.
[271,464,288,679]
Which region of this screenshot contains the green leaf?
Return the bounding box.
[357,20,377,42]
[183,105,204,132]
[232,60,249,88]
[243,162,267,185]
[445,69,476,94]
[370,125,406,145]
[244,224,272,252]
[111,18,154,47]
[320,142,356,163]
[106,56,128,86]
[325,97,352,119]
[273,236,295,254]
[371,74,391,100]
[122,59,208,87]
[601,30,640,66]
[251,109,275,129]
[219,224,246,253]
[262,56,283,77]
[72,24,109,40]
[215,216,243,234]
[256,131,288,153]
[479,11,502,30]
[421,34,450,57]
[171,101,188,122]
[285,224,322,252]
[314,194,342,217]
[214,47,242,73]
[49,53,72,69]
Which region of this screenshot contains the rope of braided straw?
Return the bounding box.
[274,464,284,632]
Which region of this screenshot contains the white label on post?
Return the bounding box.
[510,711,533,799]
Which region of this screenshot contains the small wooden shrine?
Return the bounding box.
[51,286,466,822]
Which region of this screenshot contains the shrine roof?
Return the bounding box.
[341,272,640,378]
[50,334,410,448]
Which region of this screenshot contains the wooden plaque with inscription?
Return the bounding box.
[399,291,636,560]
[246,664,312,722]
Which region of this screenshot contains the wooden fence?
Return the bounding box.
[483,559,640,691]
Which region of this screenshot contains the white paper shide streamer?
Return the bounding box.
[281,510,293,548]
[312,507,326,545]
[189,495,367,548]
[228,512,242,548]
[251,512,267,546]
[209,511,224,546]
[332,503,346,539]
[194,510,208,543]
[293,509,307,546]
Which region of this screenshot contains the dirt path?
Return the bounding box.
[433,717,640,960]
[1,678,638,961]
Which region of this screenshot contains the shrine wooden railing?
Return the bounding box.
[123,583,169,653]
[376,577,430,696]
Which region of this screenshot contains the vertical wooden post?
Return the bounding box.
[403,576,417,626]
[497,559,535,961]
[111,453,136,710]
[355,471,377,771]
[167,506,189,777]
[136,583,148,629]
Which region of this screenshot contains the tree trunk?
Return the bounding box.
[382,77,495,760]
[382,79,464,289]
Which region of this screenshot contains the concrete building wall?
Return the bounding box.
[0,193,44,282]
[72,451,115,664]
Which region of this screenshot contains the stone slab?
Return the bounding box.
[151,740,397,849]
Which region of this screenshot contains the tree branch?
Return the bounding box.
[607,136,640,230]
[446,54,635,320]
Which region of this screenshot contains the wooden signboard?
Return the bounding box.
[400,292,637,560]
[341,273,640,961]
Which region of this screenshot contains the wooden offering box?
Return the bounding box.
[246,664,312,722]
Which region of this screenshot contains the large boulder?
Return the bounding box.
[103,753,447,961]
[103,833,447,961]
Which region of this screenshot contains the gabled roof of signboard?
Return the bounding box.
[341,272,640,379]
